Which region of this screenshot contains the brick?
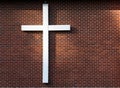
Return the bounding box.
[1,1,120,87]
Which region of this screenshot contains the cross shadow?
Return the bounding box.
[44,3,78,86]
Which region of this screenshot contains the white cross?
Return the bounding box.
[21,4,70,83]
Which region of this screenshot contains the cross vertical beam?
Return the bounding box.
[43,4,49,83]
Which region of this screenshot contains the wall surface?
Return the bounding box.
[1,1,120,87]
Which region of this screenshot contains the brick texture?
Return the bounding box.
[1,1,120,87]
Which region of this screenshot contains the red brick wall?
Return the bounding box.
[1,1,120,87]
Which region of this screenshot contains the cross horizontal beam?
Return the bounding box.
[22,25,70,31]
